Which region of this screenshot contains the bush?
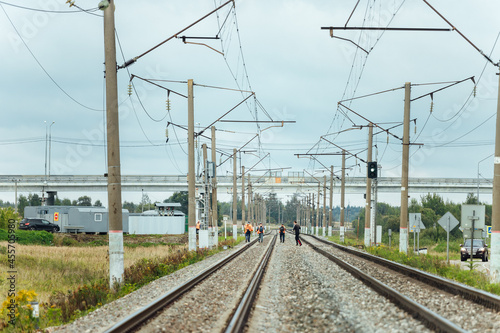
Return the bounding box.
[0,229,53,245]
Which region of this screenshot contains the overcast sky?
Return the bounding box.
[1,0,500,206]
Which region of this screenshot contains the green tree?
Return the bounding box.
[94,200,103,207]
[18,195,29,217]
[76,196,92,206]
[123,201,136,213]
[61,198,72,206]
[28,193,41,206]
[0,207,20,229]
[164,191,188,215]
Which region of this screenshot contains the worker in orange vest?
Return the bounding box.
[256,223,264,243]
[279,224,286,243]
[196,221,200,235]
[244,221,253,242]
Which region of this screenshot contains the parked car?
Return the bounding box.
[18,218,60,232]
[460,239,488,262]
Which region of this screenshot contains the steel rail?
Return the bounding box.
[300,236,466,333]
[307,234,500,311]
[103,237,260,333]
[224,233,277,333]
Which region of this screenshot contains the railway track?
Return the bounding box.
[104,232,277,333]
[301,234,500,332]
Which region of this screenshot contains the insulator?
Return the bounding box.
[473,85,477,97]
[127,83,132,96]
[165,128,169,143]
[414,126,417,134]
[387,134,389,144]
[430,101,433,113]
[166,99,171,111]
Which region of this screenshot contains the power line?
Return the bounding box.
[0,4,104,112]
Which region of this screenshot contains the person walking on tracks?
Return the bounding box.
[244,221,253,242]
[256,223,264,243]
[196,221,200,235]
[293,221,302,246]
[279,224,286,243]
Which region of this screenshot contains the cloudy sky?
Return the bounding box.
[1,0,500,206]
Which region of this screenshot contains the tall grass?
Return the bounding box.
[0,237,244,332]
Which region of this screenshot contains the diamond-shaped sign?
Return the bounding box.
[438,212,459,233]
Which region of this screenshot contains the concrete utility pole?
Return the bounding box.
[211,126,217,230]
[248,176,253,226]
[307,194,311,233]
[232,148,237,229]
[14,180,18,214]
[202,143,210,224]
[242,166,246,225]
[340,151,346,242]
[491,67,500,282]
[188,79,196,251]
[103,0,124,288]
[365,123,373,247]
[316,183,320,235]
[329,165,333,236]
[400,82,411,254]
[323,175,327,236]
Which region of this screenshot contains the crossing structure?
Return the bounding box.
[2,174,493,195]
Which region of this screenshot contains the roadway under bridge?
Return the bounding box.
[0,175,493,196]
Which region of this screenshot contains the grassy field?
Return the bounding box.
[0,232,245,332]
[0,241,187,304]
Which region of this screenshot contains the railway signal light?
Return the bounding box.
[367,161,377,179]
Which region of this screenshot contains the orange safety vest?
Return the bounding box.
[245,224,253,233]
[257,225,264,234]
[196,222,200,230]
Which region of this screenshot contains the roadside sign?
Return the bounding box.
[54,212,59,222]
[487,226,492,235]
[438,212,459,232]
[409,213,424,232]
[463,229,483,239]
[461,205,485,229]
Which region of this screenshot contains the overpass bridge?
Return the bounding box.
[0,175,492,196]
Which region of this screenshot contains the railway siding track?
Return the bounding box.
[224,233,277,333]
[104,235,265,333]
[301,235,466,333]
[307,234,500,311]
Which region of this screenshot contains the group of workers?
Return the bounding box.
[244,220,302,246]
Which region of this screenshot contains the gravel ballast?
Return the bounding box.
[246,234,430,333]
[303,235,500,333]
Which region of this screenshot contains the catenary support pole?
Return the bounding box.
[329,166,333,236]
[188,79,196,251]
[242,166,246,225]
[365,123,373,247]
[103,0,124,288]
[316,183,320,236]
[14,180,18,214]
[211,126,218,231]
[399,82,411,254]
[248,176,253,226]
[232,148,238,238]
[491,66,500,282]
[323,175,326,236]
[340,151,346,242]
